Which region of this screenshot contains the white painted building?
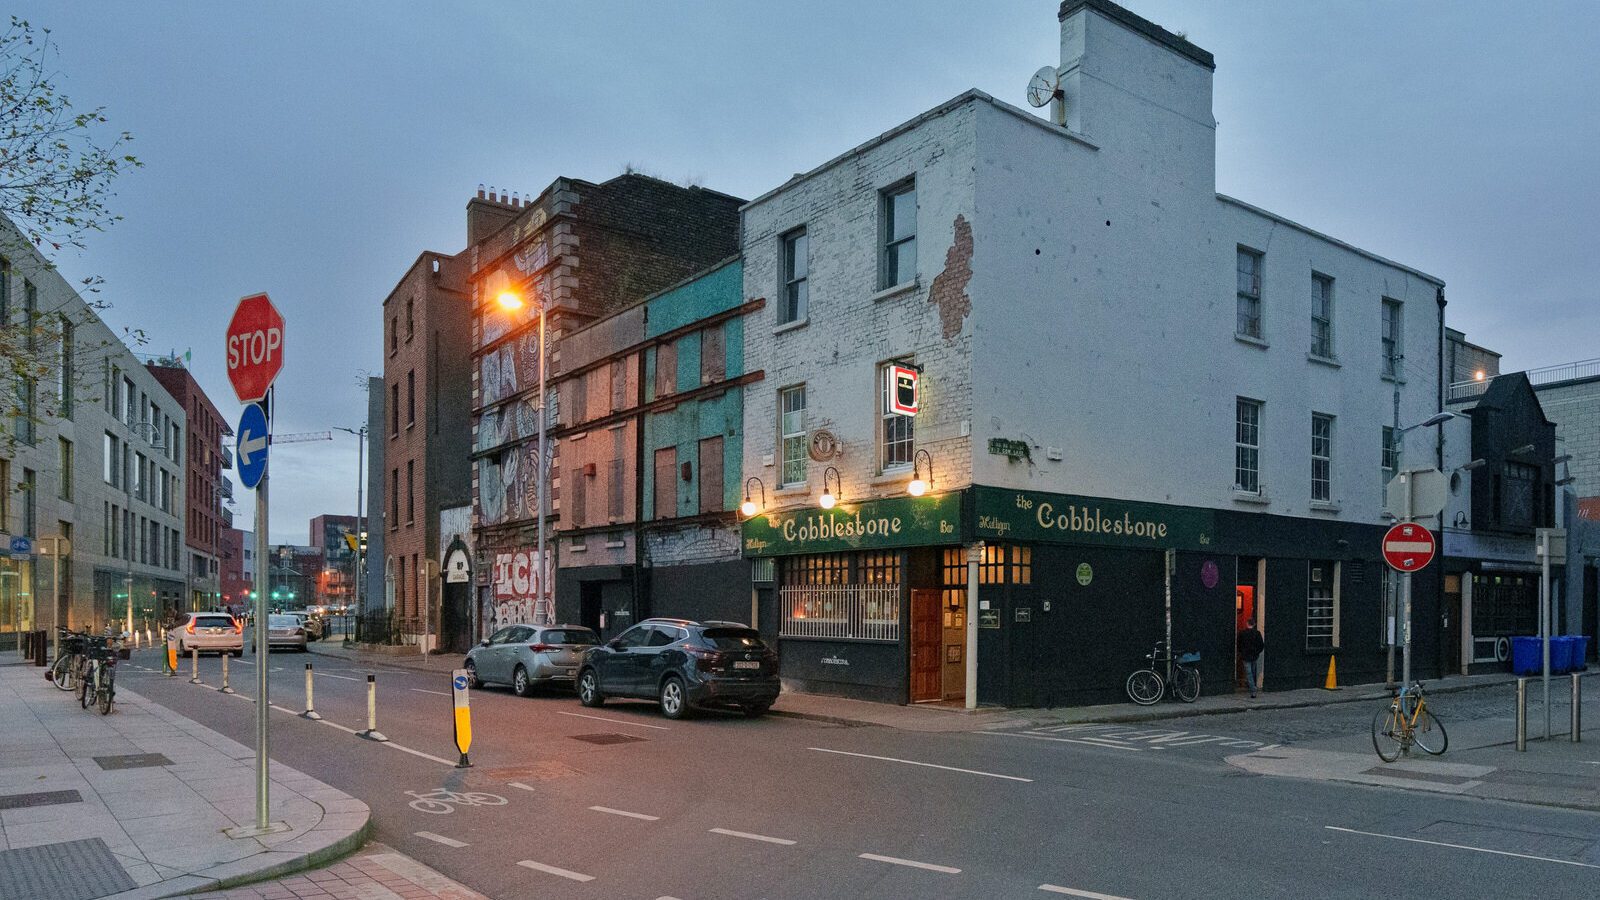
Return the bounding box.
[0,215,187,646]
[739,0,1445,706]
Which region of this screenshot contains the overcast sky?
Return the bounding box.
[18,1,1599,542]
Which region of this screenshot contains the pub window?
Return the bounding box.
[978,544,1006,585]
[941,548,968,628]
[780,551,900,642]
[1011,545,1032,585]
[1306,560,1339,650]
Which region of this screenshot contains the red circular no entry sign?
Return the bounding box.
[225,293,285,403]
[1382,522,1436,572]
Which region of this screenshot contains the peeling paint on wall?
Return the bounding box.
[929,214,973,340]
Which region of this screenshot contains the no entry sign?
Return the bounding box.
[1382,522,1436,572]
[226,293,285,403]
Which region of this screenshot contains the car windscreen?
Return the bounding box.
[194,616,236,629]
[268,615,298,628]
[541,629,598,646]
[700,628,765,651]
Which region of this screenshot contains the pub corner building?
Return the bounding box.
[737,0,1448,709]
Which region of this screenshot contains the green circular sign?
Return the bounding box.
[1076,563,1093,586]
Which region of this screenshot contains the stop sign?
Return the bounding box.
[1382,522,1436,573]
[225,293,285,403]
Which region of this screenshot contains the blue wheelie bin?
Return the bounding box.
[1575,636,1591,671]
[1511,636,1542,675]
[1551,636,1574,674]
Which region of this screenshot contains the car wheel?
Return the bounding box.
[743,703,772,718]
[512,665,533,698]
[577,668,604,707]
[464,660,480,689]
[659,676,688,720]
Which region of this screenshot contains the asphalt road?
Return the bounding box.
[119,644,1600,900]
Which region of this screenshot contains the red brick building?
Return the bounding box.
[146,358,231,611]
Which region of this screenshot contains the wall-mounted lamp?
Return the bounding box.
[740,477,766,518]
[819,466,841,510]
[908,449,934,497]
[1509,443,1536,456]
[1456,458,1487,472]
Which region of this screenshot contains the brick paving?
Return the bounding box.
[188,844,487,900]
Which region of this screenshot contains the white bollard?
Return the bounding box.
[301,663,322,720]
[189,647,202,685]
[358,673,387,742]
[219,651,236,694]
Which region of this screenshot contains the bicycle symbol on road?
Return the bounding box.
[405,789,508,815]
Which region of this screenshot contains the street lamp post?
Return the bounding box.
[494,287,549,626]
[334,425,367,623]
[1390,410,1457,691]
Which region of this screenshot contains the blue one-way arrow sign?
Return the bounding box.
[237,402,270,490]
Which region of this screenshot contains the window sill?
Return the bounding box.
[1234,333,1269,350]
[1307,353,1341,369]
[1232,489,1270,506]
[1310,500,1342,514]
[774,485,811,498]
[773,318,808,336]
[870,470,914,487]
[570,545,587,553]
[604,542,625,549]
[871,279,920,303]
[1381,373,1406,385]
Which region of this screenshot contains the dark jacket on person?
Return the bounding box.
[1237,627,1265,662]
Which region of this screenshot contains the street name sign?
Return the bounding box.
[226,293,285,403]
[1382,522,1436,572]
[237,403,270,490]
[1384,468,1448,521]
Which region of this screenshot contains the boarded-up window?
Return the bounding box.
[609,359,626,412]
[654,447,676,520]
[608,428,625,519]
[700,327,725,384]
[655,341,677,398]
[569,457,586,527]
[570,372,587,423]
[699,436,724,513]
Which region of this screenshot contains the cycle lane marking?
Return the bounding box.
[517,860,595,882]
[1039,884,1135,899]
[710,828,796,845]
[809,747,1034,781]
[591,806,660,821]
[1324,826,1600,869]
[414,831,468,848]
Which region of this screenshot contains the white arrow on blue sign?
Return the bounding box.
[237,402,270,490]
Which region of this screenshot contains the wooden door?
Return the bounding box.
[911,589,941,702]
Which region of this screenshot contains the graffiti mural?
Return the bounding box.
[490,549,551,627]
[479,329,545,408]
[475,443,545,527]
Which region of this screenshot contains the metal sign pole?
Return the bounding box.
[1542,528,1552,740]
[1401,472,1414,690]
[254,442,271,829]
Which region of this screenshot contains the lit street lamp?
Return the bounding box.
[493,286,550,625]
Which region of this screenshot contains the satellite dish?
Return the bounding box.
[1026,66,1059,108]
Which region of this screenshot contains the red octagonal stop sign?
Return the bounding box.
[1382,522,1436,573]
[225,293,285,403]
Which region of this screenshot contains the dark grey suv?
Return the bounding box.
[576,618,779,719]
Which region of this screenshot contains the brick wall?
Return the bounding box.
[1536,378,1600,499]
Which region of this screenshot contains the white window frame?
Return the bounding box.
[1236,247,1263,339]
[1235,397,1262,493]
[1381,298,1402,377]
[1311,413,1333,502]
[1311,272,1334,358]
[879,361,914,472]
[780,228,808,325]
[880,181,917,290]
[779,385,807,487]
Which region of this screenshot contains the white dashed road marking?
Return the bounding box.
[590,806,660,821]
[984,732,1146,752]
[414,831,467,848]
[858,853,961,874]
[508,782,537,792]
[558,711,670,730]
[517,860,595,882]
[410,688,450,696]
[1039,884,1135,899]
[709,828,796,846]
[809,747,1033,782]
[1325,826,1600,869]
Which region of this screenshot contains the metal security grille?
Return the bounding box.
[780,583,901,642]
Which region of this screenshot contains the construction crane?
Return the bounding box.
[269,431,333,445]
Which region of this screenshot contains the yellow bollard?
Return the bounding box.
[1323,655,1340,691]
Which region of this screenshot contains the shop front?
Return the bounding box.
[742,493,963,705]
[0,552,35,653]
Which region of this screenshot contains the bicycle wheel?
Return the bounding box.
[98,681,113,715]
[1412,707,1447,755]
[79,667,92,710]
[1372,707,1404,762]
[50,656,73,690]
[1174,666,1201,703]
[1126,669,1164,705]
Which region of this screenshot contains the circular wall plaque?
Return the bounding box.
[808,429,840,462]
[1075,563,1093,586]
[1201,560,1219,589]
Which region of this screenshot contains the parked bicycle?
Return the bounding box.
[1125,640,1202,705]
[1372,680,1447,761]
[77,634,118,715]
[50,628,90,693]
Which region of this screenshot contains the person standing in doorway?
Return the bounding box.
[1237,618,1265,698]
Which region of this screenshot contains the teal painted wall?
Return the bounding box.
[640,259,747,519]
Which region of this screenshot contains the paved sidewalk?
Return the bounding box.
[188,843,487,900]
[0,661,369,899]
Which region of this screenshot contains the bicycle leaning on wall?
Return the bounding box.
[1125,640,1202,705]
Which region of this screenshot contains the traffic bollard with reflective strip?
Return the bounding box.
[1516,677,1528,751]
[219,652,236,694]
[1573,673,1582,743]
[165,637,178,676]
[301,663,321,720]
[189,647,202,685]
[358,674,387,742]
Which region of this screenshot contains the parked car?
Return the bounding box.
[576,618,779,719]
[169,612,244,656]
[265,613,309,652]
[285,610,324,641]
[466,624,599,696]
